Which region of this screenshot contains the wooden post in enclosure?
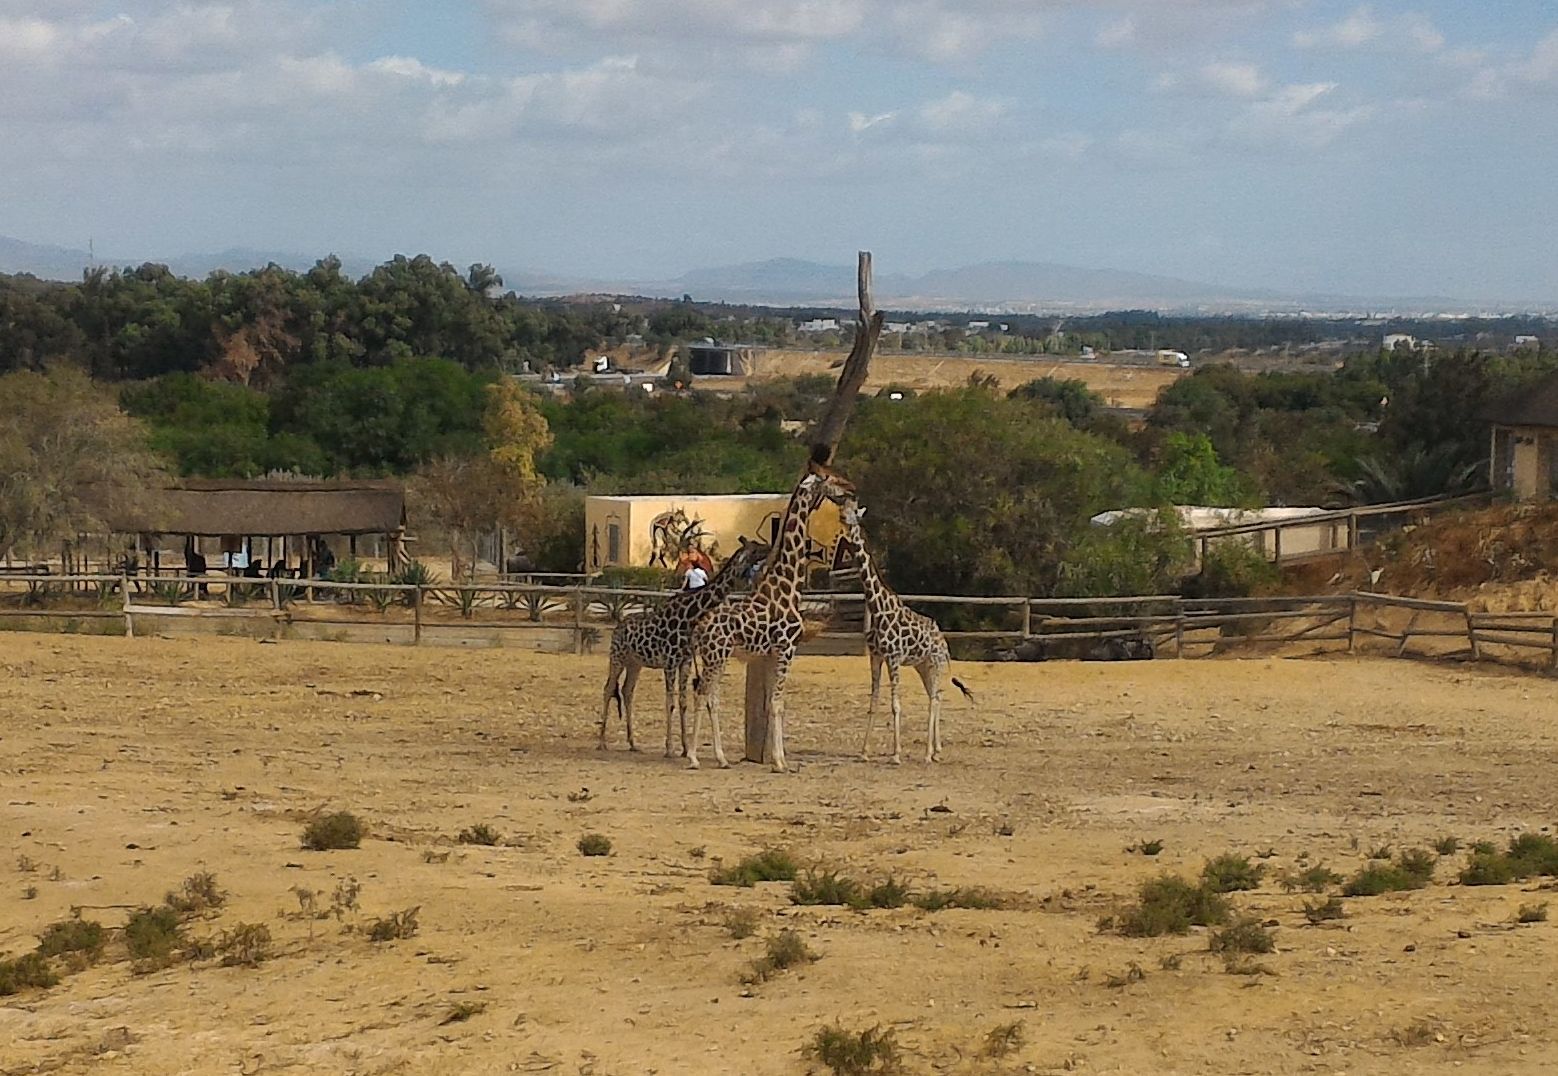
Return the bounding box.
[121,575,134,638]
[1021,598,1032,639]
[1466,608,1481,660]
[413,585,424,645]
[573,585,585,655]
[1551,618,1558,673]
[1347,595,1358,653]
[743,250,883,765]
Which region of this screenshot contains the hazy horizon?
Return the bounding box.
[3,2,1556,303]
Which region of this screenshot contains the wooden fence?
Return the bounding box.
[1190,492,1491,566]
[1,573,1552,672]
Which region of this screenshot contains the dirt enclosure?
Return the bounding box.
[3,636,1557,1075]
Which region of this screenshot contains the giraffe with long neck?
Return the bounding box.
[598,537,769,756]
[841,502,972,764]
[686,460,856,772]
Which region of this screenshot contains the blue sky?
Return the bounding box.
[1,1,1556,301]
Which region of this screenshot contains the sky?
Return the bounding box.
[1,1,1556,301]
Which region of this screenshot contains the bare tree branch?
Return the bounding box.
[809,251,884,466]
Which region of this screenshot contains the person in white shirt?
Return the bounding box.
[683,563,708,590]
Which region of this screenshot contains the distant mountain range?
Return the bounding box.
[2,235,1549,315]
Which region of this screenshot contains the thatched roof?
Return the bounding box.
[1483,371,1558,429]
[111,479,405,537]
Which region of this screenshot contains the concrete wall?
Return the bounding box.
[1507,427,1556,502]
[583,493,844,570]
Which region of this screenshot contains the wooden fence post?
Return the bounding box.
[1347,511,1360,553]
[1347,595,1357,653]
[413,585,424,646]
[121,575,134,638]
[1466,610,1481,661]
[1551,618,1558,673]
[1174,603,1185,658]
[573,586,585,655]
[1021,598,1032,639]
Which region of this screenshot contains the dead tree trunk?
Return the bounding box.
[745,250,882,763]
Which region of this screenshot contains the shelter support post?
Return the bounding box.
[744,656,777,765]
[413,586,424,645]
[122,576,133,638]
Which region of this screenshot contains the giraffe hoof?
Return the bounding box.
[686,758,701,770]
[628,744,641,753]
[595,742,607,752]
[890,756,902,766]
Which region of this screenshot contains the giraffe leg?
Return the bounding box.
[663,667,677,757]
[677,664,691,757]
[597,657,622,750]
[862,652,883,761]
[621,665,642,752]
[887,659,904,766]
[689,656,728,770]
[768,650,794,773]
[706,673,729,769]
[919,663,942,763]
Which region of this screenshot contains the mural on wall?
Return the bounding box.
[589,524,601,571]
[749,511,836,568]
[648,507,715,568]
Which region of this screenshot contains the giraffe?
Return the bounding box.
[598,537,770,756]
[686,460,857,772]
[839,502,972,764]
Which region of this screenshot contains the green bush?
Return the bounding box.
[36,919,106,960]
[790,869,861,907]
[743,930,817,984]
[1209,917,1275,954]
[577,833,612,857]
[0,952,58,995]
[805,1023,900,1075]
[1459,833,1558,885]
[301,811,366,851]
[1201,854,1264,893]
[124,905,183,966]
[457,823,501,846]
[1186,540,1278,599]
[1113,875,1230,937]
[1342,849,1436,897]
[709,849,799,887]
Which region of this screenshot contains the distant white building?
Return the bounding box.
[967,320,990,332]
[1383,333,1418,350]
[798,318,839,333]
[1515,335,1541,347]
[884,322,913,334]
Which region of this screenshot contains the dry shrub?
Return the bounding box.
[743,930,816,985]
[302,812,366,851]
[710,848,798,887]
[367,907,420,943]
[1111,875,1229,937]
[805,1023,900,1075]
[165,871,226,914]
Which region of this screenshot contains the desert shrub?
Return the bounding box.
[982,1021,1025,1059]
[1432,836,1461,856]
[724,907,762,939]
[367,907,420,943]
[1303,897,1346,924]
[458,823,500,846]
[0,952,58,995]
[1209,917,1276,954]
[743,930,816,984]
[1462,833,1558,886]
[791,869,862,907]
[301,811,366,851]
[1459,852,1515,886]
[709,848,798,887]
[124,905,183,968]
[577,833,612,857]
[913,887,1006,912]
[1517,903,1549,924]
[36,918,106,960]
[218,923,273,967]
[1128,839,1165,856]
[390,560,437,588]
[1279,864,1342,893]
[1113,875,1230,937]
[1103,962,1148,989]
[860,876,912,910]
[805,1023,899,1075]
[165,871,226,914]
[1342,849,1436,897]
[1201,854,1264,893]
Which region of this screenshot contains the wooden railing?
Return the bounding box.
[1191,492,1491,565]
[2,573,1552,673]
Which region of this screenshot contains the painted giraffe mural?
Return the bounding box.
[598,537,771,756]
[840,502,972,764]
[686,459,857,772]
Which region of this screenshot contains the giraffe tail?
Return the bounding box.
[951,677,974,704]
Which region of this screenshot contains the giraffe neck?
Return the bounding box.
[752,483,823,605]
[852,538,902,632]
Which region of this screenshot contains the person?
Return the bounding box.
[683,561,708,590]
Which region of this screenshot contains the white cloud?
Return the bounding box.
[1199,61,1268,98]
[918,89,1005,131]
[1294,6,1445,54]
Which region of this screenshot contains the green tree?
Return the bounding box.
[1153,432,1252,506]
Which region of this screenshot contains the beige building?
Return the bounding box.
[583,493,845,572]
[1486,373,1558,502]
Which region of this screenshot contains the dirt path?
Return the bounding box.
[2,635,1557,1074]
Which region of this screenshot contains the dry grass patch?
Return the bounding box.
[709,848,799,887]
[743,930,816,985]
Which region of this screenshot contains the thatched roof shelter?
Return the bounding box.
[111,479,405,538]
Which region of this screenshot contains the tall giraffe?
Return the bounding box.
[840,502,972,764]
[598,537,770,756]
[687,460,856,772]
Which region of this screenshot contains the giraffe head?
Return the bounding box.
[800,457,856,507]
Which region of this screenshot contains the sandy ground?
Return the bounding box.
[3,635,1558,1075]
[741,352,1185,410]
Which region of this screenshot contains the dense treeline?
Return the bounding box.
[4,257,1558,595]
